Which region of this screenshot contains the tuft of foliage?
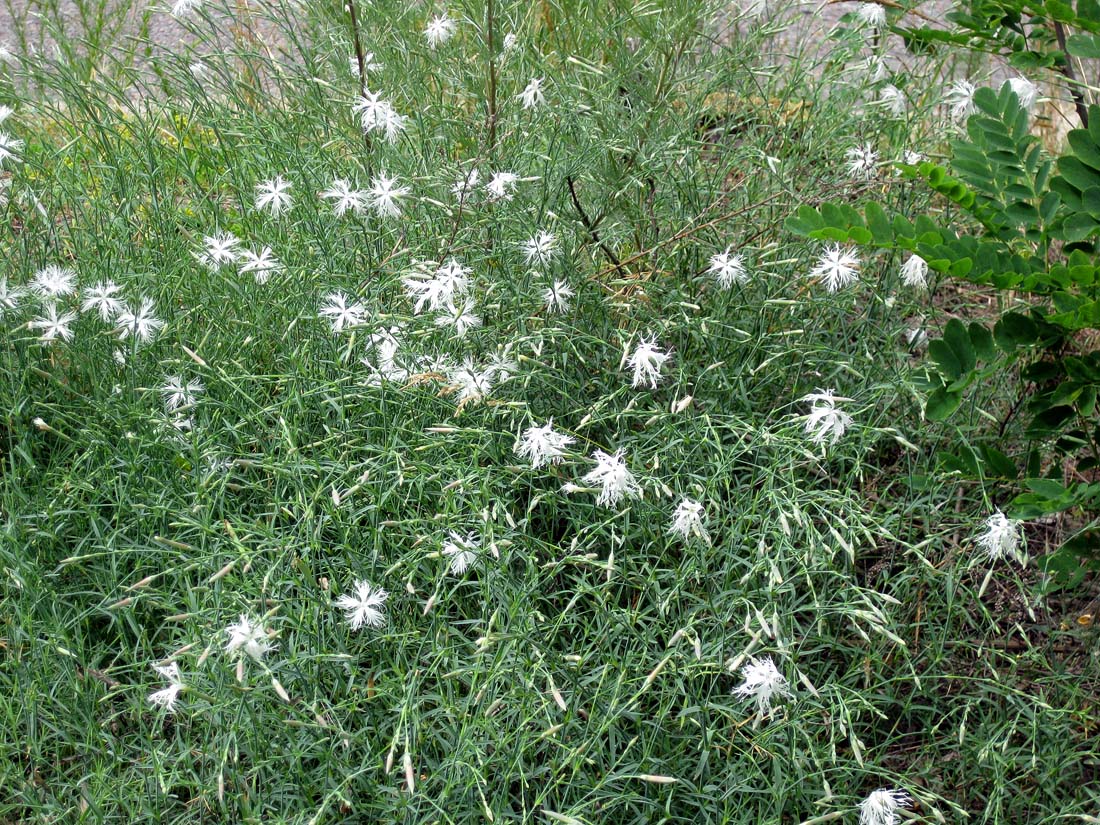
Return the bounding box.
[2,0,1100,822]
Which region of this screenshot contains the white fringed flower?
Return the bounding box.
[335,580,389,630]
[851,55,889,83]
[348,52,383,78]
[32,265,77,298]
[82,281,123,320]
[543,279,574,313]
[859,789,913,825]
[803,388,853,446]
[320,178,367,216]
[224,614,275,662]
[486,171,518,201]
[30,304,77,343]
[362,325,409,385]
[353,90,389,128]
[171,0,202,17]
[627,337,670,389]
[161,376,203,412]
[518,78,546,109]
[945,79,977,121]
[147,662,185,712]
[809,245,860,292]
[708,248,749,288]
[115,297,164,344]
[879,84,906,117]
[669,498,709,543]
[238,247,282,284]
[452,168,480,198]
[845,143,879,179]
[0,131,22,167]
[977,510,1024,563]
[855,2,886,28]
[366,173,409,218]
[442,531,480,575]
[1007,76,1039,111]
[353,91,407,143]
[733,655,791,717]
[319,291,367,333]
[448,358,495,404]
[522,230,559,266]
[0,278,24,316]
[516,420,575,468]
[195,233,241,270]
[403,258,470,314]
[900,254,928,289]
[424,14,456,48]
[255,175,293,216]
[434,296,481,337]
[485,348,517,383]
[581,449,640,507]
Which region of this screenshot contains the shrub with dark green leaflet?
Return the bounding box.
[786,85,1100,583]
[897,0,1098,131]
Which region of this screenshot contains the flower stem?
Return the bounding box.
[486,0,498,156]
[346,0,367,97]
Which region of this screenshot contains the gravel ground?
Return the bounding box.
[0,0,940,76]
[0,0,291,92]
[0,0,1076,146]
[1,0,190,56]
